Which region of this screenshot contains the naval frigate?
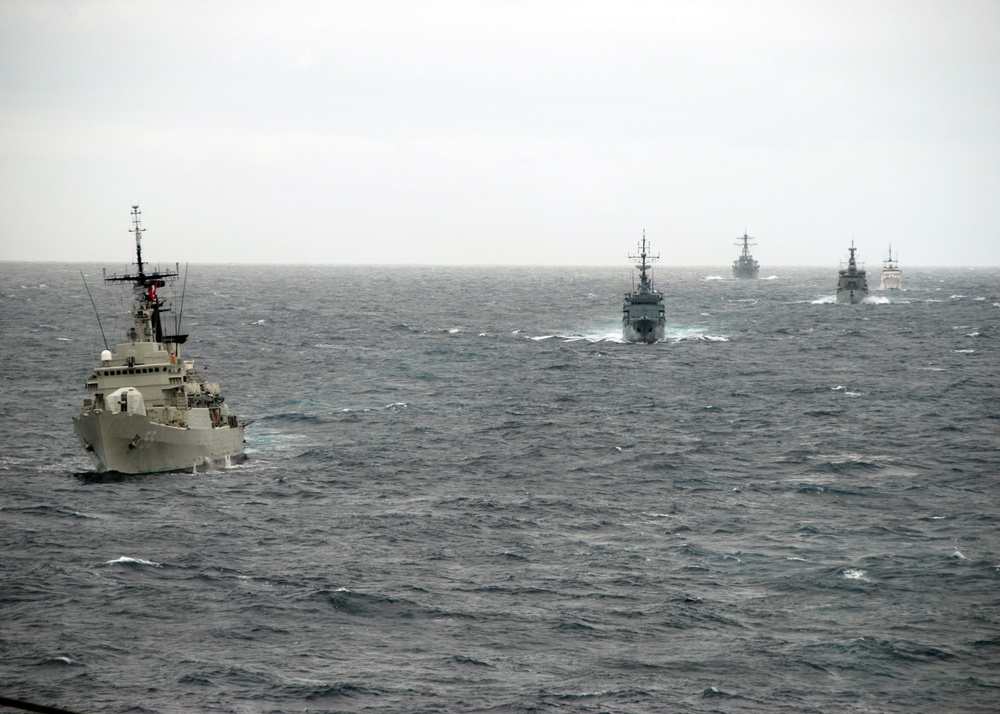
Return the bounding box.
[880,244,902,290]
[73,206,251,474]
[836,242,869,304]
[731,231,760,279]
[622,232,666,343]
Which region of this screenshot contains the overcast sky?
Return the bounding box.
[1,0,998,266]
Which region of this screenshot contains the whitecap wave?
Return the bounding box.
[525,327,726,343]
[528,331,625,343]
[105,556,161,567]
[562,331,626,343]
[668,327,729,342]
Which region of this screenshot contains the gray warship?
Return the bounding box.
[836,242,869,304]
[622,232,666,343]
[731,231,760,279]
[73,206,250,474]
[880,244,901,290]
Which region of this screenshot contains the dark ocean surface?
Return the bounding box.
[1,262,999,713]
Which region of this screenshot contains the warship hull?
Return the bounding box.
[623,316,665,344]
[836,242,868,305]
[622,232,666,343]
[74,205,250,475]
[74,410,245,474]
[731,232,760,279]
[732,263,759,279]
[836,288,867,305]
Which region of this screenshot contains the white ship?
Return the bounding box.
[73,206,251,474]
[880,244,902,290]
[622,232,666,343]
[836,242,869,304]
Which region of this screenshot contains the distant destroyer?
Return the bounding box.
[880,245,901,290]
[731,231,760,279]
[622,232,666,343]
[836,242,869,304]
[73,206,251,474]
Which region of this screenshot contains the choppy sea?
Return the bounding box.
[1,262,999,713]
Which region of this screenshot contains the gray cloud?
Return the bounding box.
[2,0,998,266]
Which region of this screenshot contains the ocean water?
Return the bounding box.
[1,262,999,713]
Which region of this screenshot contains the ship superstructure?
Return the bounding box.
[73,206,250,474]
[622,231,666,343]
[731,231,760,279]
[880,244,901,290]
[836,242,869,304]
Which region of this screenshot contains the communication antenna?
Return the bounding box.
[81,271,108,351]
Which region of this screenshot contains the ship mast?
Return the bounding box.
[841,240,866,276]
[104,205,181,346]
[629,230,659,292]
[736,231,756,259]
[132,205,146,278]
